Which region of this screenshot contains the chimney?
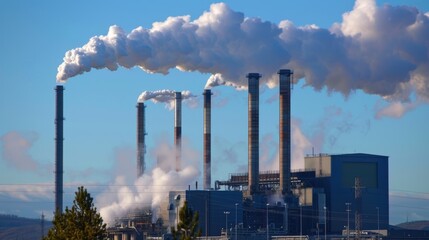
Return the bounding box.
[55,85,64,213]
[278,69,292,195]
[203,89,212,190]
[247,73,261,195]
[175,92,182,172]
[137,102,146,178]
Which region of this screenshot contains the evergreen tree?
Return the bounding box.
[171,201,202,240]
[44,186,107,240]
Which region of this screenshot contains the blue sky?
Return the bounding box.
[1,0,429,225]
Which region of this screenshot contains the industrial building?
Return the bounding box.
[149,70,387,239]
[54,69,407,239]
[215,153,388,237]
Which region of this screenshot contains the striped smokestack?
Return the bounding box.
[278,69,292,195]
[175,92,182,172]
[55,85,64,213]
[203,89,212,190]
[247,73,261,195]
[137,102,146,178]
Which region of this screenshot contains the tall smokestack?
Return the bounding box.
[247,73,261,195]
[55,85,64,213]
[203,89,212,190]
[137,102,146,178]
[278,69,292,196]
[175,92,182,172]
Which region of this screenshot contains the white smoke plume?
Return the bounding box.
[57,1,429,107]
[98,166,199,225]
[205,73,246,90]
[97,136,200,225]
[137,89,196,109]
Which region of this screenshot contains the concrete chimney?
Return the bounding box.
[55,85,64,213]
[278,69,292,195]
[137,102,146,178]
[175,92,182,172]
[203,89,212,190]
[247,73,261,195]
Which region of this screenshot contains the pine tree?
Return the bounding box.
[171,201,202,240]
[44,186,107,240]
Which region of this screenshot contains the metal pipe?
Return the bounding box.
[346,203,351,240]
[175,92,182,172]
[235,203,238,240]
[137,102,146,178]
[247,73,261,195]
[300,204,302,239]
[224,211,230,239]
[324,206,327,240]
[203,89,212,190]
[376,207,380,238]
[55,85,64,214]
[278,69,292,196]
[267,203,269,240]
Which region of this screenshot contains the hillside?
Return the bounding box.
[0,214,52,240]
[396,220,429,231]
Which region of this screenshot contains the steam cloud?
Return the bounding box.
[97,137,200,225]
[57,0,429,107]
[98,166,199,225]
[137,90,196,109]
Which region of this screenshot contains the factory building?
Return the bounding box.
[184,190,243,236]
[216,153,389,237]
[70,69,391,239]
[304,153,389,235]
[159,190,243,237]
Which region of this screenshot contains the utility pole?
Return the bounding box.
[324,206,327,240]
[41,212,45,239]
[266,203,269,240]
[346,203,351,240]
[354,177,362,240]
[376,207,380,239]
[235,203,238,240]
[224,211,230,240]
[205,198,208,239]
[300,203,302,239]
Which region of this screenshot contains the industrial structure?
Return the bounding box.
[104,70,392,239]
[215,153,389,235]
[137,102,146,177]
[54,85,64,214]
[175,91,182,172]
[203,89,212,190]
[278,69,292,196]
[52,69,423,239]
[247,73,261,196]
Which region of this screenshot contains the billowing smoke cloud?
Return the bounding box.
[98,166,198,225]
[57,0,429,107]
[0,131,39,171]
[205,73,246,90]
[137,89,196,109]
[97,135,200,224]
